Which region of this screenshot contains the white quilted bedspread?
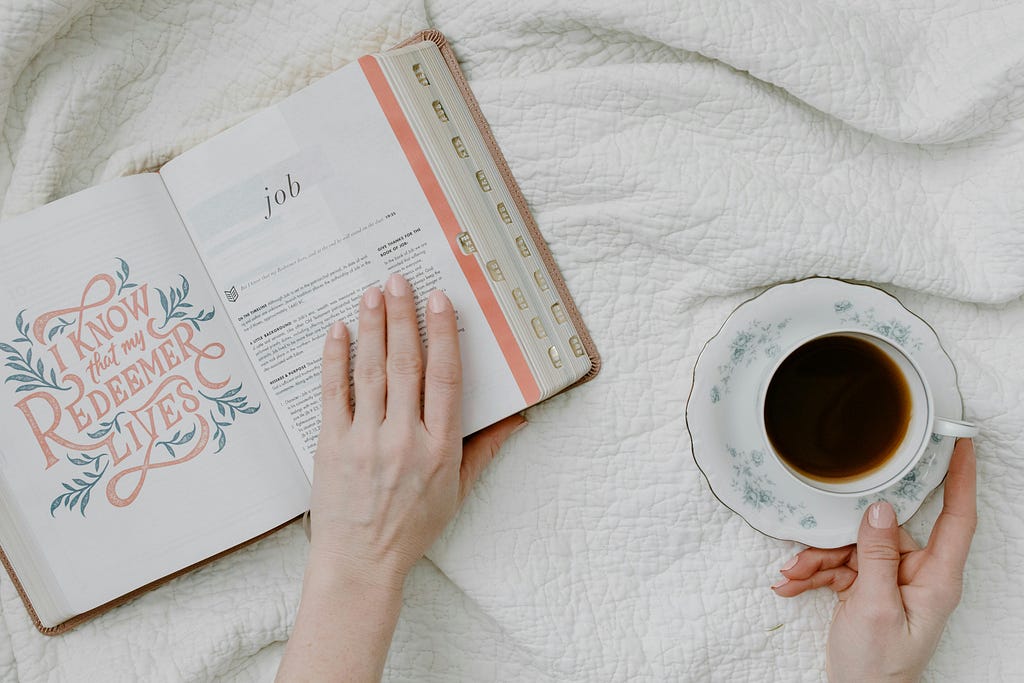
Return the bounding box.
[2,1,1023,680]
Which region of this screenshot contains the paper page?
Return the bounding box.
[0,175,309,625]
[161,59,525,478]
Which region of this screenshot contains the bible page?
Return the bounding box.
[0,175,309,627]
[160,57,527,478]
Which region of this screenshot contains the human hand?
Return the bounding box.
[307,274,526,589]
[279,274,524,682]
[772,438,976,682]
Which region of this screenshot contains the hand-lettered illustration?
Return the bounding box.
[1,259,259,516]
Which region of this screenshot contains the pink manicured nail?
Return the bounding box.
[330,321,346,340]
[869,501,895,529]
[780,555,799,573]
[363,286,383,309]
[386,273,408,296]
[771,576,790,590]
[428,290,450,313]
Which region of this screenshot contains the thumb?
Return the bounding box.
[854,501,904,603]
[457,414,527,505]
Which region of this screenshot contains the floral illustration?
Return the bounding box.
[1,311,69,393]
[50,453,108,517]
[202,384,260,453]
[0,258,263,518]
[727,445,817,528]
[833,300,922,351]
[156,274,216,329]
[155,426,198,458]
[87,412,126,440]
[711,318,791,403]
[114,257,138,295]
[853,449,938,517]
[46,317,76,343]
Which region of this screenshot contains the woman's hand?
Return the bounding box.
[277,274,525,682]
[307,274,524,584]
[772,438,976,682]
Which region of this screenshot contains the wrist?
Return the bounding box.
[304,547,409,599]
[280,546,406,682]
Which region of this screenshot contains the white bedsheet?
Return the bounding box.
[2,0,1023,680]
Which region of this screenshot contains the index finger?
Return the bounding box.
[423,290,462,440]
[926,438,977,569]
[318,321,352,436]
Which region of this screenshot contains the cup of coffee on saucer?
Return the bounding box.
[759,329,977,497]
[687,277,977,547]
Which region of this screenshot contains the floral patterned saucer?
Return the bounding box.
[686,278,964,547]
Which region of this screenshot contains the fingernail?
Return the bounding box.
[771,576,789,590]
[511,416,528,434]
[428,289,450,313]
[330,321,346,340]
[363,286,383,309]
[386,273,408,297]
[780,555,799,573]
[869,501,895,529]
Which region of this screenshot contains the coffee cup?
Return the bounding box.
[758,329,977,496]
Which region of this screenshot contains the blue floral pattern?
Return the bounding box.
[711,318,790,403]
[833,300,923,351]
[727,445,817,528]
[853,448,938,516]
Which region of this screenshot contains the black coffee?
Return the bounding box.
[763,334,912,482]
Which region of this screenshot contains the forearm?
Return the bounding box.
[277,554,405,682]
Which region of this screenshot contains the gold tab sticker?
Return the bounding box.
[569,335,585,357]
[533,270,549,291]
[515,236,531,257]
[548,346,563,368]
[476,170,492,192]
[413,63,430,86]
[432,100,449,122]
[551,302,567,324]
[451,136,469,158]
[497,202,513,224]
[513,288,529,309]
[457,232,476,254]
[486,260,505,281]
[531,317,547,338]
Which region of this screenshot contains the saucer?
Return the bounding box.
[686,277,964,548]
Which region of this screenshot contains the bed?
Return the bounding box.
[1,0,1022,679]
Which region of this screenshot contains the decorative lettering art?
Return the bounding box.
[1,259,260,516]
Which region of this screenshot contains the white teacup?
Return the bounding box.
[758,329,977,496]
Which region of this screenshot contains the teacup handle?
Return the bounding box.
[933,417,979,438]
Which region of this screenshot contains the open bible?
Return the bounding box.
[0,31,599,634]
